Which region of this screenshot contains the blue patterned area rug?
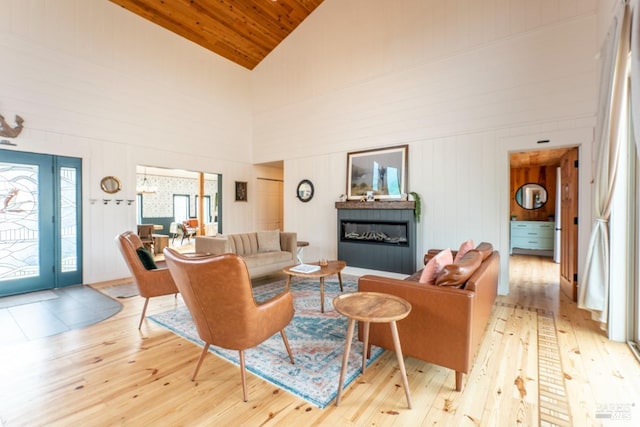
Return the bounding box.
[149,274,384,408]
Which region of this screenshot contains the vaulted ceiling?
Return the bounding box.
[109,0,325,70]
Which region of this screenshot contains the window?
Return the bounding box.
[173,194,190,223]
[136,194,142,224]
[195,195,212,223]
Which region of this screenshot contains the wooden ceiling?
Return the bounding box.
[510,148,570,168]
[109,0,325,70]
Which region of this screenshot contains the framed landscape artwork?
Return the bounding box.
[346,145,408,200]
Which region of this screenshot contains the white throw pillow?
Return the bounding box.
[257,230,281,252]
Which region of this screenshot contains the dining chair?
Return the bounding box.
[163,248,295,401]
[137,224,155,252]
[169,222,183,244]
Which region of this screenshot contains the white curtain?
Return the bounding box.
[579,4,632,323]
[632,1,640,149]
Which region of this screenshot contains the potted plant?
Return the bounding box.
[410,192,421,223]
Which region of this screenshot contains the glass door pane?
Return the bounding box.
[0,151,55,296]
[60,167,77,272]
[55,156,82,287]
[0,162,40,281]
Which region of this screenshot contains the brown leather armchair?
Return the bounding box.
[116,231,179,329]
[163,248,295,402]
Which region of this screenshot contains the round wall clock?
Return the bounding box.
[296,179,314,202]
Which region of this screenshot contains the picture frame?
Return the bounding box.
[235,181,247,202]
[346,145,408,200]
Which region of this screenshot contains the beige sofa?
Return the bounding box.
[195,231,297,278]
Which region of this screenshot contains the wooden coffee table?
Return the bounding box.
[333,291,412,408]
[282,260,346,313]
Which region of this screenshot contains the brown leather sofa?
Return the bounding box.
[357,243,499,391]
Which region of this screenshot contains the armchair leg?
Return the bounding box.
[280,330,294,364]
[192,343,210,381]
[240,350,248,402]
[138,298,150,329]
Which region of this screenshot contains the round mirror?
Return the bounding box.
[515,183,547,210]
[296,179,314,202]
[100,176,122,194]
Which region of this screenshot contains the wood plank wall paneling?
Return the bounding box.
[510,165,557,221]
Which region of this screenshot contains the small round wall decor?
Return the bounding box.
[296,179,314,202]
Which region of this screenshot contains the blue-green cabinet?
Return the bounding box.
[510,221,554,254]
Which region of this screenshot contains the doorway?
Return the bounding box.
[256,177,283,231]
[0,150,83,297]
[135,166,221,239]
[509,146,579,301]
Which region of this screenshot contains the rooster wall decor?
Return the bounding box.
[0,114,24,138]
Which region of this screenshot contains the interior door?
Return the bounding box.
[0,150,82,296]
[559,147,579,301]
[256,178,283,231]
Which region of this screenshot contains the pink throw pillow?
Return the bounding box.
[454,239,474,263]
[419,249,453,285]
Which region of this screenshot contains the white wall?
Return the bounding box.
[0,0,256,283]
[0,0,608,292]
[252,0,599,294]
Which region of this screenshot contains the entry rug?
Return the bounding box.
[149,275,384,408]
[97,282,139,299]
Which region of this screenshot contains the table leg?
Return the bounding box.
[285,275,292,291]
[337,271,344,292]
[336,318,356,406]
[389,320,412,409]
[361,321,370,375]
[320,277,325,313]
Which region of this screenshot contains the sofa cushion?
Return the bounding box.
[136,247,158,270]
[435,250,482,288]
[242,251,293,269]
[229,233,259,255]
[475,242,494,261]
[419,249,453,285]
[257,230,281,253]
[454,239,474,263]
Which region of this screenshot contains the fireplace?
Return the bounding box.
[341,220,409,245]
[336,201,416,274]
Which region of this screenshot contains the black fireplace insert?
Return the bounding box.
[340,220,408,245]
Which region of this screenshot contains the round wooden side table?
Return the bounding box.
[283,260,345,313]
[333,291,412,408]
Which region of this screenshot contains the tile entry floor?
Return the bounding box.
[0,285,121,344]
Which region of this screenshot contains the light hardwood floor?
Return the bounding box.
[1,255,639,426]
